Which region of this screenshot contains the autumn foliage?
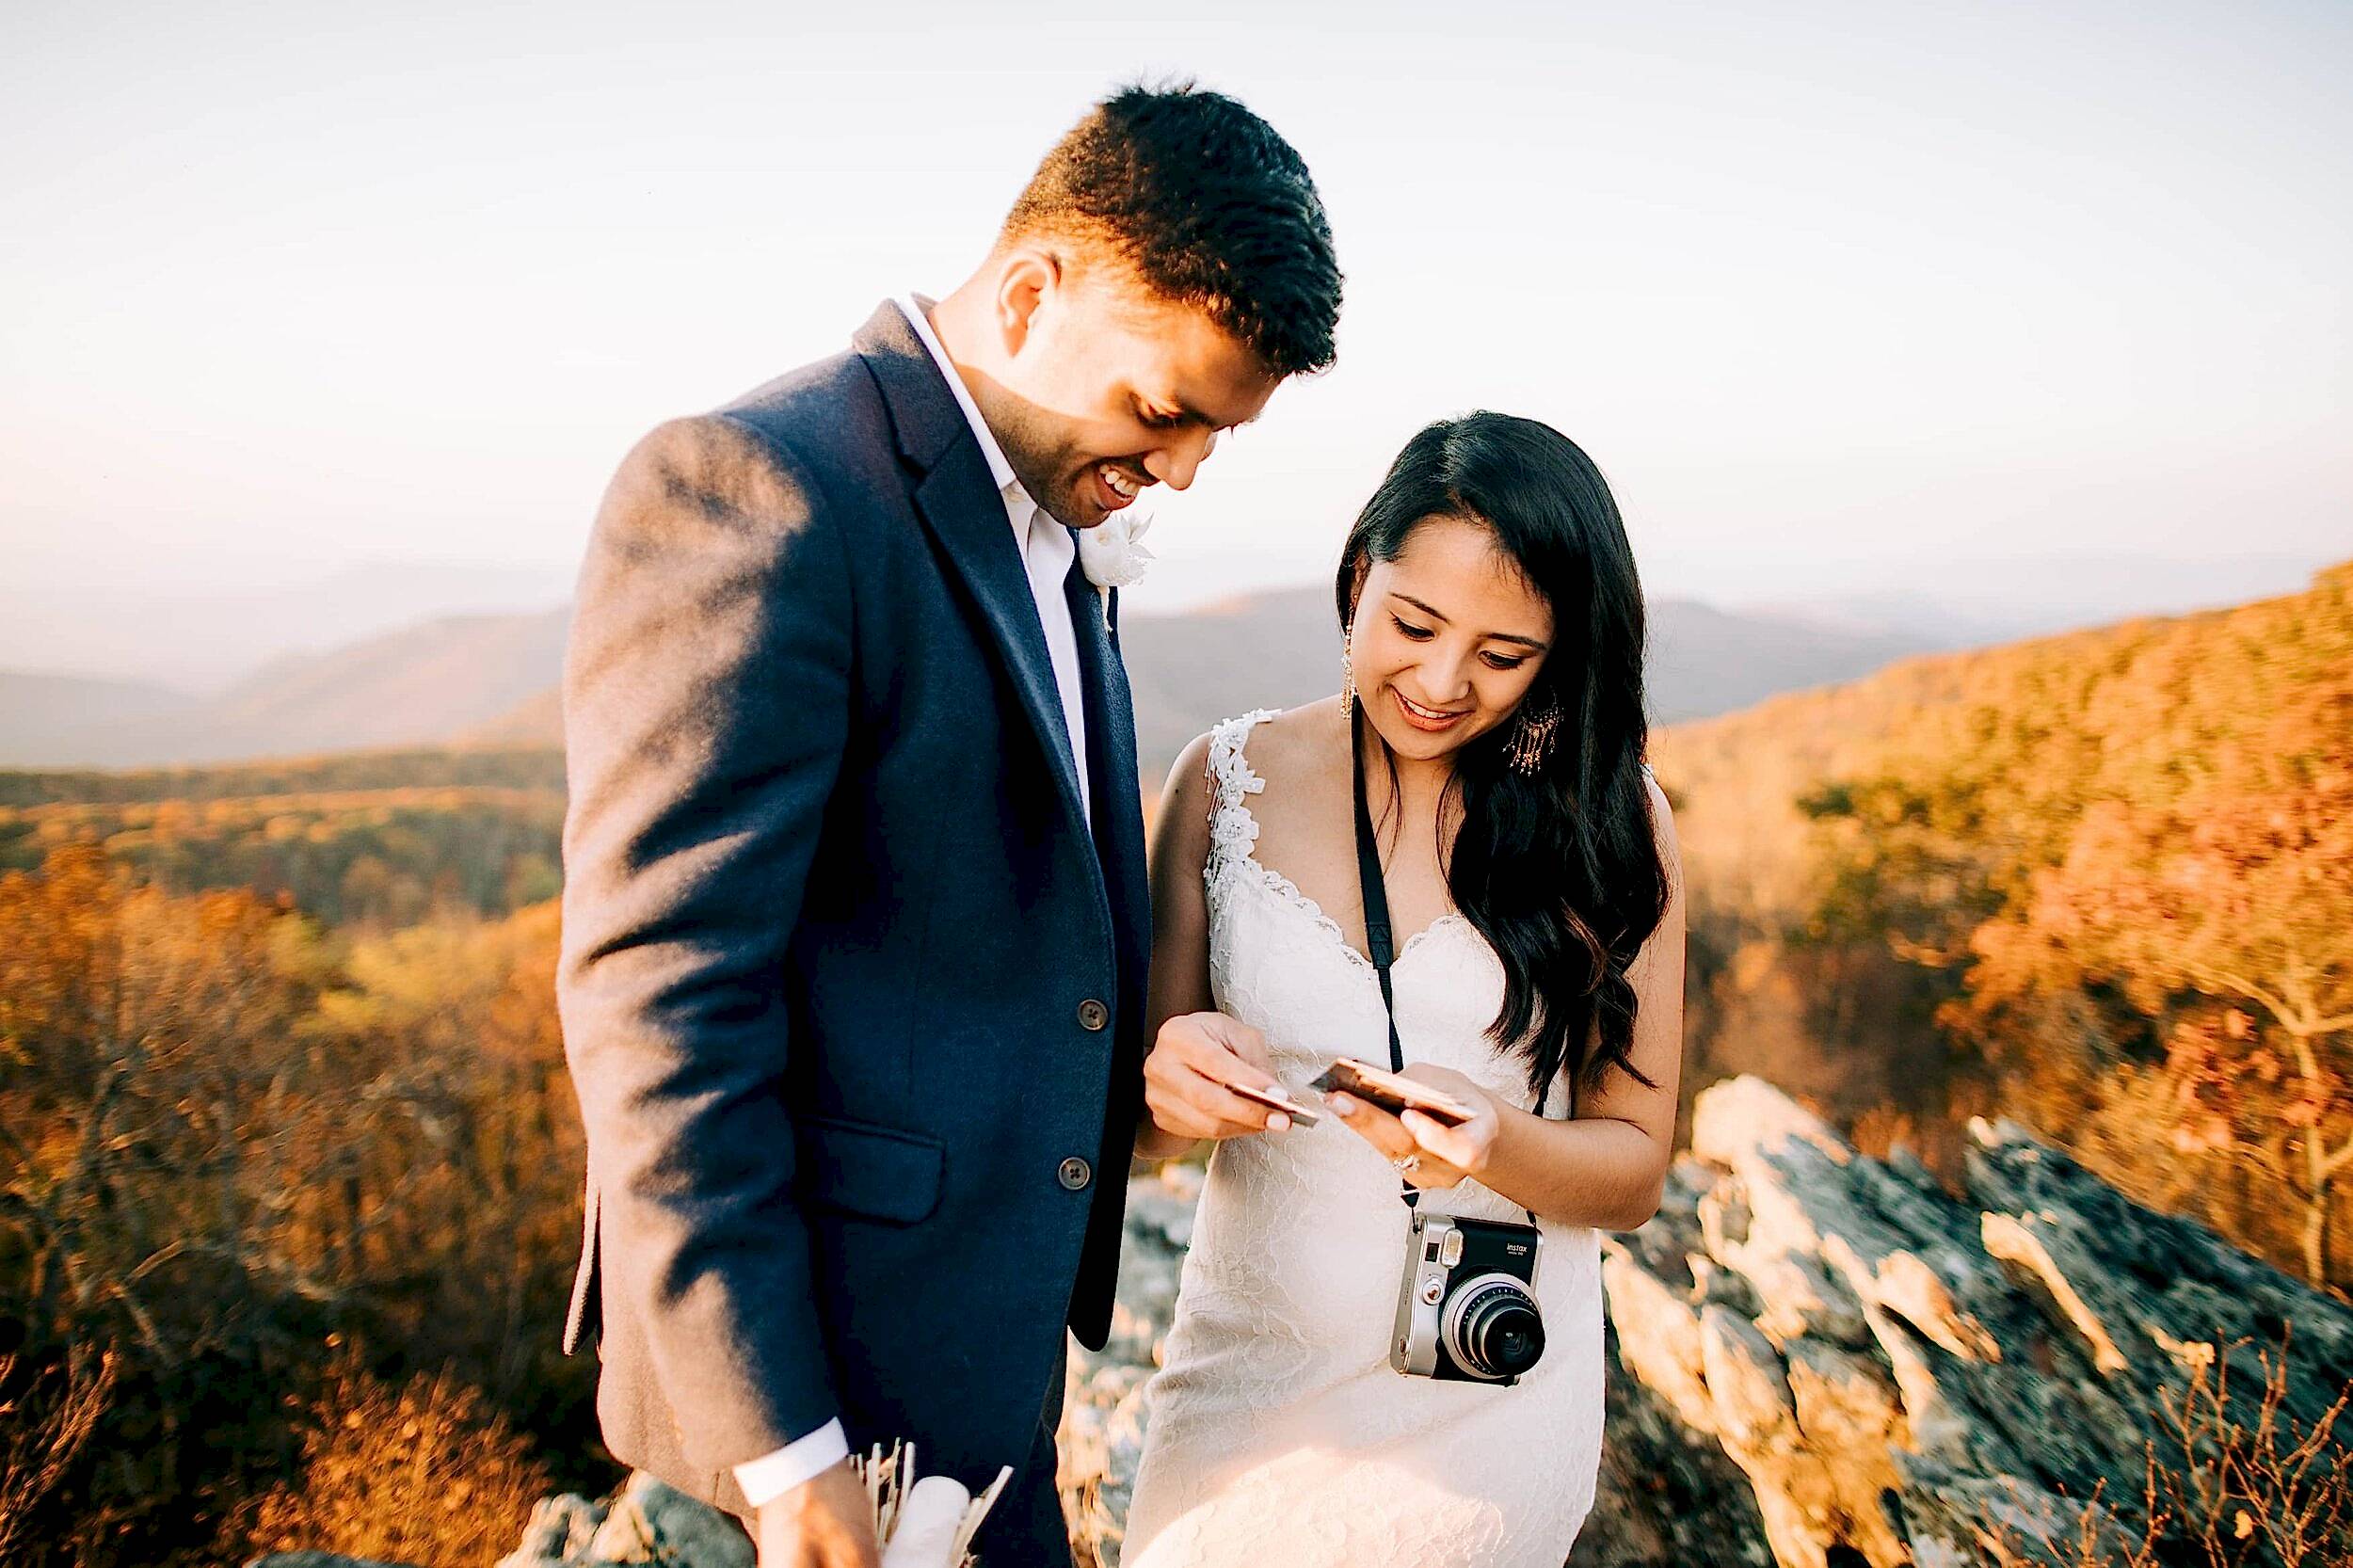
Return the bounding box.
[229,1351,555,1568]
[0,840,590,1567]
[0,751,565,926]
[1657,560,2353,1296]
[3,564,2348,1561]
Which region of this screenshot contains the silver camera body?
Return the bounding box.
[1390,1208,1546,1384]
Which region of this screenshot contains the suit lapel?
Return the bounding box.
[853,302,1092,849]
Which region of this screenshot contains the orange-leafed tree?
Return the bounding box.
[0,844,345,1561]
[0,842,590,1567]
[1960,676,2353,1288]
[1777,562,2353,1290]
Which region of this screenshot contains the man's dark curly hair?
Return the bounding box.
[1000,82,1342,378]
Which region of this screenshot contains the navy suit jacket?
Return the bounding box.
[554,302,1152,1526]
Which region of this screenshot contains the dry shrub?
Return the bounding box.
[1984,1329,2353,1567]
[1846,1101,1916,1164]
[1059,1465,1118,1568]
[0,1348,119,1565]
[228,1352,552,1568]
[1,848,592,1564]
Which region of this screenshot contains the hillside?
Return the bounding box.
[1641,597,1927,725]
[0,671,199,743]
[1651,558,2353,1291]
[0,745,564,809]
[2,609,570,769]
[0,746,567,924]
[447,587,1938,778]
[207,608,570,752]
[1117,587,1345,771]
[0,558,578,696]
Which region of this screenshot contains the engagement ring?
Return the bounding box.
[1392,1153,1421,1174]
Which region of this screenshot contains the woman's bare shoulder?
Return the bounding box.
[1241,696,1346,790]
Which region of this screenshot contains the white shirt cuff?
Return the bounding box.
[733,1417,851,1508]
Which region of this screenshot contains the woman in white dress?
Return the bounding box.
[1120,411,1687,1568]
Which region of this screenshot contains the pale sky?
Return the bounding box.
[4,0,2347,661]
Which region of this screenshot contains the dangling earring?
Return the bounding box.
[1506,695,1561,775]
[1338,623,1356,721]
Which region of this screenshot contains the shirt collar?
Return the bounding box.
[894,294,1021,500]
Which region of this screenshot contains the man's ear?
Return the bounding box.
[993,247,1061,359]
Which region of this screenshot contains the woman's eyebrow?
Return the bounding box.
[1391,592,1549,649]
[1391,592,1450,622]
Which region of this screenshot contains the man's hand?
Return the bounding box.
[753,1460,880,1568]
[1140,1011,1294,1152]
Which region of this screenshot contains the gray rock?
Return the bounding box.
[1056,1162,1201,1565]
[494,1492,607,1567]
[480,1076,2353,1568]
[581,1471,752,1568]
[1588,1075,2353,1567]
[479,1470,747,1568]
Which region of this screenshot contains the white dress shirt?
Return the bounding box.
[733,296,1096,1511]
[898,294,1093,819]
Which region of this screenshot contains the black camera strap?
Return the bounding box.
[1350,707,1543,1223]
[1350,709,1411,1085]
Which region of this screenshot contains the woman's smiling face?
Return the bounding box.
[1350,511,1557,763]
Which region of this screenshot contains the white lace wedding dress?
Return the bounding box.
[1120,710,1608,1568]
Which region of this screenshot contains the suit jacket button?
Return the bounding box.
[1058,1157,1093,1191]
[1077,999,1110,1032]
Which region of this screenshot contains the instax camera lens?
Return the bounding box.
[1443,1274,1545,1380]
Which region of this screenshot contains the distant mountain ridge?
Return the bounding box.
[7,589,1931,772]
[2,611,568,768]
[0,559,577,693]
[1108,586,1937,776]
[0,672,198,740]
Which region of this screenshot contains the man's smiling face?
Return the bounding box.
[977,254,1284,529]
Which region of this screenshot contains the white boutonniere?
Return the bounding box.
[1077,510,1153,625]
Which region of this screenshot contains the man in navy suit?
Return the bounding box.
[555,85,1342,1567]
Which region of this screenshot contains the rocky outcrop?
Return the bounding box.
[486,1471,754,1568]
[295,1074,2347,1568]
[1057,1162,1201,1564]
[1589,1077,2353,1566]
[1059,1076,2353,1567]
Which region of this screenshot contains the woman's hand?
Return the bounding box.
[1141,1011,1295,1151]
[1325,1064,1500,1190]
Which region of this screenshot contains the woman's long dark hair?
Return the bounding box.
[1337,411,1668,1111]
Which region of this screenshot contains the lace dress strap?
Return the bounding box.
[1202,708,1281,885]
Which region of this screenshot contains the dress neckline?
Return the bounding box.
[1235,844,1473,976]
[1208,708,1472,978]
